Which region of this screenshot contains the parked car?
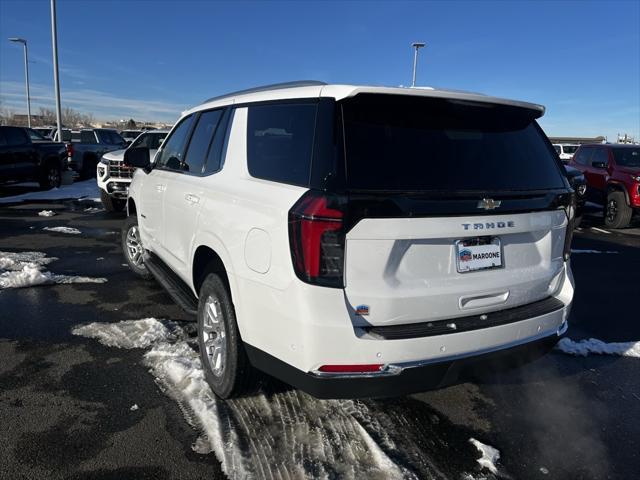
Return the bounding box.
[564,165,587,226]
[553,144,579,163]
[569,144,640,228]
[65,128,126,180]
[97,130,169,211]
[0,126,67,188]
[120,129,143,146]
[32,126,56,139]
[122,81,575,400]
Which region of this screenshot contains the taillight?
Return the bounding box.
[288,191,347,288]
[65,143,74,158]
[562,194,576,261]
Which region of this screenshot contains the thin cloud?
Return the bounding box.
[0,81,184,122]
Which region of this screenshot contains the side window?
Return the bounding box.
[81,131,97,144]
[591,148,608,166]
[155,115,195,170]
[204,108,232,175]
[183,109,223,174]
[575,147,592,165]
[5,127,29,146]
[246,102,317,186]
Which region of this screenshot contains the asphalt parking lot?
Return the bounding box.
[1,187,639,480]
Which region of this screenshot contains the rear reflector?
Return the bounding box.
[318,364,384,373]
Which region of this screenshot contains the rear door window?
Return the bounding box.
[81,131,97,144]
[246,103,317,186]
[590,148,609,166]
[341,94,565,192]
[4,127,29,146]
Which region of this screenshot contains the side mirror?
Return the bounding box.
[124,147,151,170]
[592,161,607,169]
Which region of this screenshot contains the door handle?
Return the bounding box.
[155,184,166,192]
[185,193,200,204]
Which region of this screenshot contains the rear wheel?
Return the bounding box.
[604,191,632,229]
[100,189,126,212]
[121,216,151,279]
[39,160,61,189]
[197,273,257,399]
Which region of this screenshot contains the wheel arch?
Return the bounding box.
[192,245,231,298]
[607,182,630,205]
[127,197,137,217]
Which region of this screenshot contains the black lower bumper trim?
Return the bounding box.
[244,333,560,399]
[362,296,565,340]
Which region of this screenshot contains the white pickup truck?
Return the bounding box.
[97,130,168,211]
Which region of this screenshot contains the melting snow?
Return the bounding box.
[43,226,81,235]
[469,438,500,474]
[72,318,180,349]
[73,318,422,480]
[0,179,100,204]
[556,338,640,358]
[130,404,139,411]
[38,210,56,217]
[0,251,106,289]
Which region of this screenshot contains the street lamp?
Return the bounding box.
[411,42,426,87]
[8,37,31,127]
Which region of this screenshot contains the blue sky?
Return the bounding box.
[0,0,638,140]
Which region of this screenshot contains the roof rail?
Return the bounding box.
[200,80,327,105]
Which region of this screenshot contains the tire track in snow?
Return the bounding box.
[74,319,487,480]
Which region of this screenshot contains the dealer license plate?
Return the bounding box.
[455,237,503,273]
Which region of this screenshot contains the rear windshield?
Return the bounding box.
[340,94,565,192]
[612,147,640,167]
[562,145,578,154]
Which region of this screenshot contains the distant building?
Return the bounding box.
[548,136,606,145]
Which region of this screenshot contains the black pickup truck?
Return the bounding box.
[0,126,67,189]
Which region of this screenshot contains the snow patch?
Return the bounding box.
[38,210,56,217]
[75,318,414,480]
[0,250,106,289]
[0,179,100,204]
[84,206,104,213]
[72,318,179,349]
[469,438,500,474]
[556,337,640,358]
[43,226,81,235]
[130,404,139,411]
[571,249,618,254]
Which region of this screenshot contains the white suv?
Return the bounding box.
[122,81,575,399]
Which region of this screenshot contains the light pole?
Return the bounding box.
[8,37,31,127]
[50,0,63,142]
[411,42,426,87]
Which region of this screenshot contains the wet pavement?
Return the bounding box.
[1,193,639,480]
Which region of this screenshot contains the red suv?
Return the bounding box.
[570,144,640,228]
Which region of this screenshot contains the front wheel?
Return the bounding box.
[121,216,152,279]
[604,191,632,229]
[197,273,257,399]
[101,189,126,212]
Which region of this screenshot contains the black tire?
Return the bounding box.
[121,216,152,279]
[197,273,258,399]
[80,155,98,180]
[101,189,126,212]
[604,191,632,229]
[39,160,62,189]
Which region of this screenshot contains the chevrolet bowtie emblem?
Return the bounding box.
[477,198,501,210]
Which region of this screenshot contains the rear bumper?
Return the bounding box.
[245,323,565,399]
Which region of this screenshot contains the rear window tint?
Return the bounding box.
[246,103,317,186]
[341,94,565,192]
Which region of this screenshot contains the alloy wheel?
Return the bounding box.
[125,225,144,267]
[202,295,227,377]
[606,199,618,223]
